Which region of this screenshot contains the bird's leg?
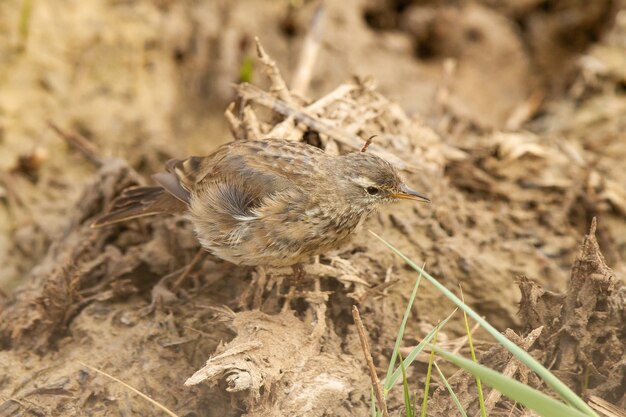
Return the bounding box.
[240,266,269,309]
[281,286,296,312]
[172,249,207,291]
[140,248,206,316]
[291,262,306,283]
[252,266,268,309]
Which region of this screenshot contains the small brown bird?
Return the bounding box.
[93,139,429,268]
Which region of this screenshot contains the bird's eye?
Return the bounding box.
[366,186,380,195]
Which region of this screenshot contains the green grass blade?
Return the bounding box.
[384,271,424,393]
[385,309,456,389]
[433,362,468,417]
[460,287,486,417]
[239,56,254,83]
[370,385,380,417]
[399,352,415,417]
[420,326,439,417]
[432,346,590,417]
[370,231,598,417]
[19,0,34,45]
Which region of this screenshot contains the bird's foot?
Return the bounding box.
[139,269,179,317]
[140,249,206,316]
[239,266,270,309]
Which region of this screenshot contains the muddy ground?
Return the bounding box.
[0,0,625,416]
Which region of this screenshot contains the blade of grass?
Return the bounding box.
[420,325,439,417]
[384,270,424,394]
[460,286,486,417]
[239,56,254,83]
[431,346,590,417]
[19,0,34,45]
[399,351,415,417]
[385,308,456,389]
[370,231,598,417]
[433,362,468,417]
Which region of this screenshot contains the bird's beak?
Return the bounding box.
[391,183,431,203]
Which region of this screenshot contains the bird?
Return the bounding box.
[92,138,430,269]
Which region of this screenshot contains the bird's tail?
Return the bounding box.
[91,186,186,227]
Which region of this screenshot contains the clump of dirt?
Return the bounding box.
[425,221,626,416]
[519,219,626,408]
[0,160,197,351]
[364,0,617,97]
[184,307,366,417]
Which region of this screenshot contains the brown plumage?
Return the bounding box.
[92,139,429,267]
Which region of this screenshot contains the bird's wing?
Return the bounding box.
[162,139,326,201]
[164,156,213,193]
[151,155,221,204]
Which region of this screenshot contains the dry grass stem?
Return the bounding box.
[242,105,262,140]
[291,4,325,96]
[352,305,389,417]
[224,102,244,140]
[588,395,626,417]
[48,121,103,167]
[255,37,294,105]
[304,83,357,114]
[505,90,545,130]
[481,327,543,416]
[79,362,179,417]
[236,83,409,170]
[451,320,482,355]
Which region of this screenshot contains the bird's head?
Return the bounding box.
[337,152,430,212]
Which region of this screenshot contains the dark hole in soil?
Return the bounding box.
[413,37,438,60]
[465,27,483,43]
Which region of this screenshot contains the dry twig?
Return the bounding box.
[255,37,295,105]
[224,102,244,140]
[505,90,544,131]
[291,4,325,97]
[352,305,389,417]
[236,83,410,170]
[480,327,543,416]
[435,58,457,114]
[242,105,262,140]
[588,395,626,417]
[48,121,103,167]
